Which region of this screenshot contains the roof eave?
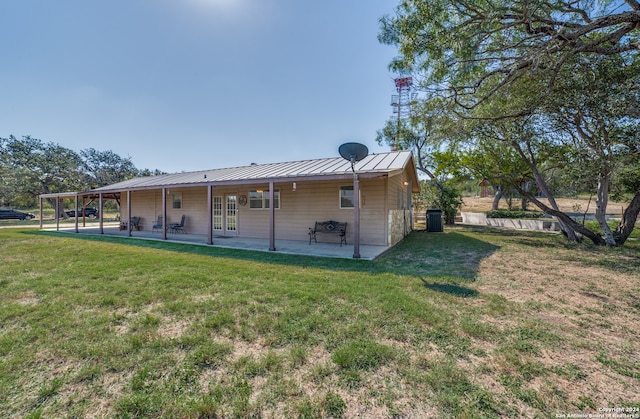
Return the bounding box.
[90,172,389,194]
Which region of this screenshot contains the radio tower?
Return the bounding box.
[390,76,417,124]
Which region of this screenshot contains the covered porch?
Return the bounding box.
[42,223,391,260]
[39,150,420,260]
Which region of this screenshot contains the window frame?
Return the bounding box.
[339,185,361,209]
[213,196,223,230]
[172,193,182,209]
[248,189,280,209]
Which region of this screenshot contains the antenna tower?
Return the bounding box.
[390,76,417,123]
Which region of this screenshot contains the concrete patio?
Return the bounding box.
[43,223,391,260]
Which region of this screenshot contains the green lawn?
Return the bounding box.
[1,227,638,417]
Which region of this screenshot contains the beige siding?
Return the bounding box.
[386,172,412,211]
[118,170,420,246]
[120,190,158,231]
[386,169,415,244]
[121,188,210,233]
[235,177,388,245]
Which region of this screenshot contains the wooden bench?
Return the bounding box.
[309,221,347,246]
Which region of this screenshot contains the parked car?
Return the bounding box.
[0,209,35,220]
[65,207,99,218]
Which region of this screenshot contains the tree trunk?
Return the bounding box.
[521,181,531,210]
[527,171,580,242]
[511,141,580,242]
[520,191,607,245]
[595,170,617,246]
[44,198,69,220]
[614,190,640,246]
[492,186,503,210]
[41,184,69,220]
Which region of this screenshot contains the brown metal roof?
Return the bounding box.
[90,150,418,193]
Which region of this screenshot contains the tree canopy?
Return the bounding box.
[380,0,640,112]
[378,0,640,246]
[0,135,160,210]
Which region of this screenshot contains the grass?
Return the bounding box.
[1,226,639,417]
[0,211,122,229]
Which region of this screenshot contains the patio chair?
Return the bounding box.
[152,215,163,232]
[169,215,186,233]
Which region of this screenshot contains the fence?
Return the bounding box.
[413,211,426,228]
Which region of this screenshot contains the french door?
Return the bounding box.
[225,194,237,235]
[213,195,238,236]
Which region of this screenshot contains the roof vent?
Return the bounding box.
[250,162,257,166]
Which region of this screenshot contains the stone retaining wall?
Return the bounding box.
[460,212,560,231]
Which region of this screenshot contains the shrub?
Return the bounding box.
[486,210,546,219]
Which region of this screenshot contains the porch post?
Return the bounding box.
[80,196,86,228]
[39,197,43,229]
[162,188,167,240]
[353,175,361,259]
[99,193,104,234]
[207,185,213,245]
[74,194,79,233]
[127,190,132,237]
[56,196,60,231]
[269,182,276,251]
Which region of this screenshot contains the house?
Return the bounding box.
[40,150,420,257]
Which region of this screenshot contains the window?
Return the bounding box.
[172,193,182,209]
[340,186,354,208]
[397,181,411,209]
[249,190,280,209]
[213,196,222,230]
[249,190,263,209]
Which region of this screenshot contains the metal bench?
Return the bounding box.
[309,220,347,246]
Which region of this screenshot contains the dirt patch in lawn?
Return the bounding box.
[473,242,640,410]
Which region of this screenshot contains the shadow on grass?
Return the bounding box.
[27,228,500,280]
[420,278,479,298]
[456,225,640,281]
[378,229,501,280]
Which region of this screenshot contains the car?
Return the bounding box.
[0,209,35,220]
[65,207,99,218]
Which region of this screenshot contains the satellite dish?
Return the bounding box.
[339,142,369,163]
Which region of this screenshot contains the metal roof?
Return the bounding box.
[92,150,418,193]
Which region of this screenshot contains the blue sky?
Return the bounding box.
[0,0,402,173]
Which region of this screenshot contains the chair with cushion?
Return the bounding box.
[169,215,186,233]
[152,215,163,232]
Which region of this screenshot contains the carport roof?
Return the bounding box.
[88,150,419,193]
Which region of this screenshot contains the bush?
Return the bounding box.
[486,210,546,219]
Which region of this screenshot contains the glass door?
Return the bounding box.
[213,196,223,232]
[225,194,237,235]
